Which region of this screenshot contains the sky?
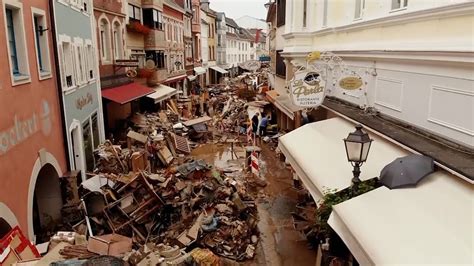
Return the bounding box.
[208,0,269,21]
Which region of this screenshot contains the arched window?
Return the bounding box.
[99,18,111,62]
[113,21,122,60]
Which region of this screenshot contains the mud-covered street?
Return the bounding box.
[192,141,316,266]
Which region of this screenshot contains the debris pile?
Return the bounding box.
[0,67,281,265]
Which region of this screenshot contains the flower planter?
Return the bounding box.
[126,21,151,35]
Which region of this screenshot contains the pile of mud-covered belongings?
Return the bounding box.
[27,159,260,265]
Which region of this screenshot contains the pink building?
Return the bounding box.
[0,0,67,242]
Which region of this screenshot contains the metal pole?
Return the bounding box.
[352,162,361,185]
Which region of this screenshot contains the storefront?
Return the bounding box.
[194,67,207,86]
[146,84,178,109]
[266,90,303,131]
[64,84,106,180]
[101,82,155,136]
[209,66,229,85]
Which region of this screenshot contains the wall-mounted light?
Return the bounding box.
[37,25,50,36]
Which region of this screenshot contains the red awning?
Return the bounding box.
[102,82,155,105]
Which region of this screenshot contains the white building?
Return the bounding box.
[280,0,473,148]
[271,0,474,264]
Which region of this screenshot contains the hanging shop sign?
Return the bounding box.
[289,71,325,107]
[339,76,363,90]
[239,60,261,72]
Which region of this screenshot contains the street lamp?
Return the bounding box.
[343,124,373,185]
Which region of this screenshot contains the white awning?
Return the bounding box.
[187,75,196,81]
[278,117,408,202]
[210,66,229,74]
[194,67,206,75]
[266,90,303,120]
[147,84,177,104]
[328,171,473,265]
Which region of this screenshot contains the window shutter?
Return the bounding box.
[58,43,66,89]
[71,43,78,86]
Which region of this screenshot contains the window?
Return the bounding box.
[99,19,111,62]
[33,14,51,75]
[322,0,328,27]
[91,113,100,149]
[128,4,141,21]
[113,22,122,59]
[82,119,94,172]
[276,50,286,77]
[6,8,19,75]
[153,10,163,30]
[146,50,165,69]
[86,43,94,80]
[4,5,29,82]
[303,0,307,27]
[276,0,286,27]
[355,0,365,19]
[392,0,408,10]
[144,9,163,30]
[60,40,75,89]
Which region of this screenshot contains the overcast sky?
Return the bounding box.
[208,0,269,21]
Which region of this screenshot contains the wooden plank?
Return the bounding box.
[182,116,212,127]
[127,131,148,144]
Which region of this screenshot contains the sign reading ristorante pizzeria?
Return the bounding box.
[290,71,325,107]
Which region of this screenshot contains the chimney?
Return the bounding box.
[200,0,210,11]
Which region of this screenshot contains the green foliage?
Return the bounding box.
[315,178,379,237]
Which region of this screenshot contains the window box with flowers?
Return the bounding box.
[126,21,151,35]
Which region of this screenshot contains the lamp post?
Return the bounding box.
[343,124,373,185]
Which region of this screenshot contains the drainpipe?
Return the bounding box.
[49,0,71,171]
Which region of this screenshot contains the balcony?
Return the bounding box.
[141,0,163,8]
[192,23,201,33]
[145,30,166,50]
[147,69,168,86]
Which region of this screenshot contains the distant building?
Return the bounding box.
[190,0,206,85]
[163,0,186,91]
[216,12,228,70]
[175,0,194,95]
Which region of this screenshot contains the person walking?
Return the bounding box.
[259,115,269,136]
[251,113,259,138]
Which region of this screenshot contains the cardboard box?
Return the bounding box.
[87,234,132,256]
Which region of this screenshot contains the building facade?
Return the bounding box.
[0,0,68,241]
[275,0,474,263]
[216,12,227,70]
[190,0,206,85]
[282,0,474,148]
[163,0,186,90]
[53,0,105,181]
[94,0,126,80]
[175,0,194,95]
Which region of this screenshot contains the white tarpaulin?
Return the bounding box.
[147,85,177,104]
[329,171,473,265]
[278,117,408,202]
[210,66,229,74]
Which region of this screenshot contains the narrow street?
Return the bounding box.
[192,141,316,266]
